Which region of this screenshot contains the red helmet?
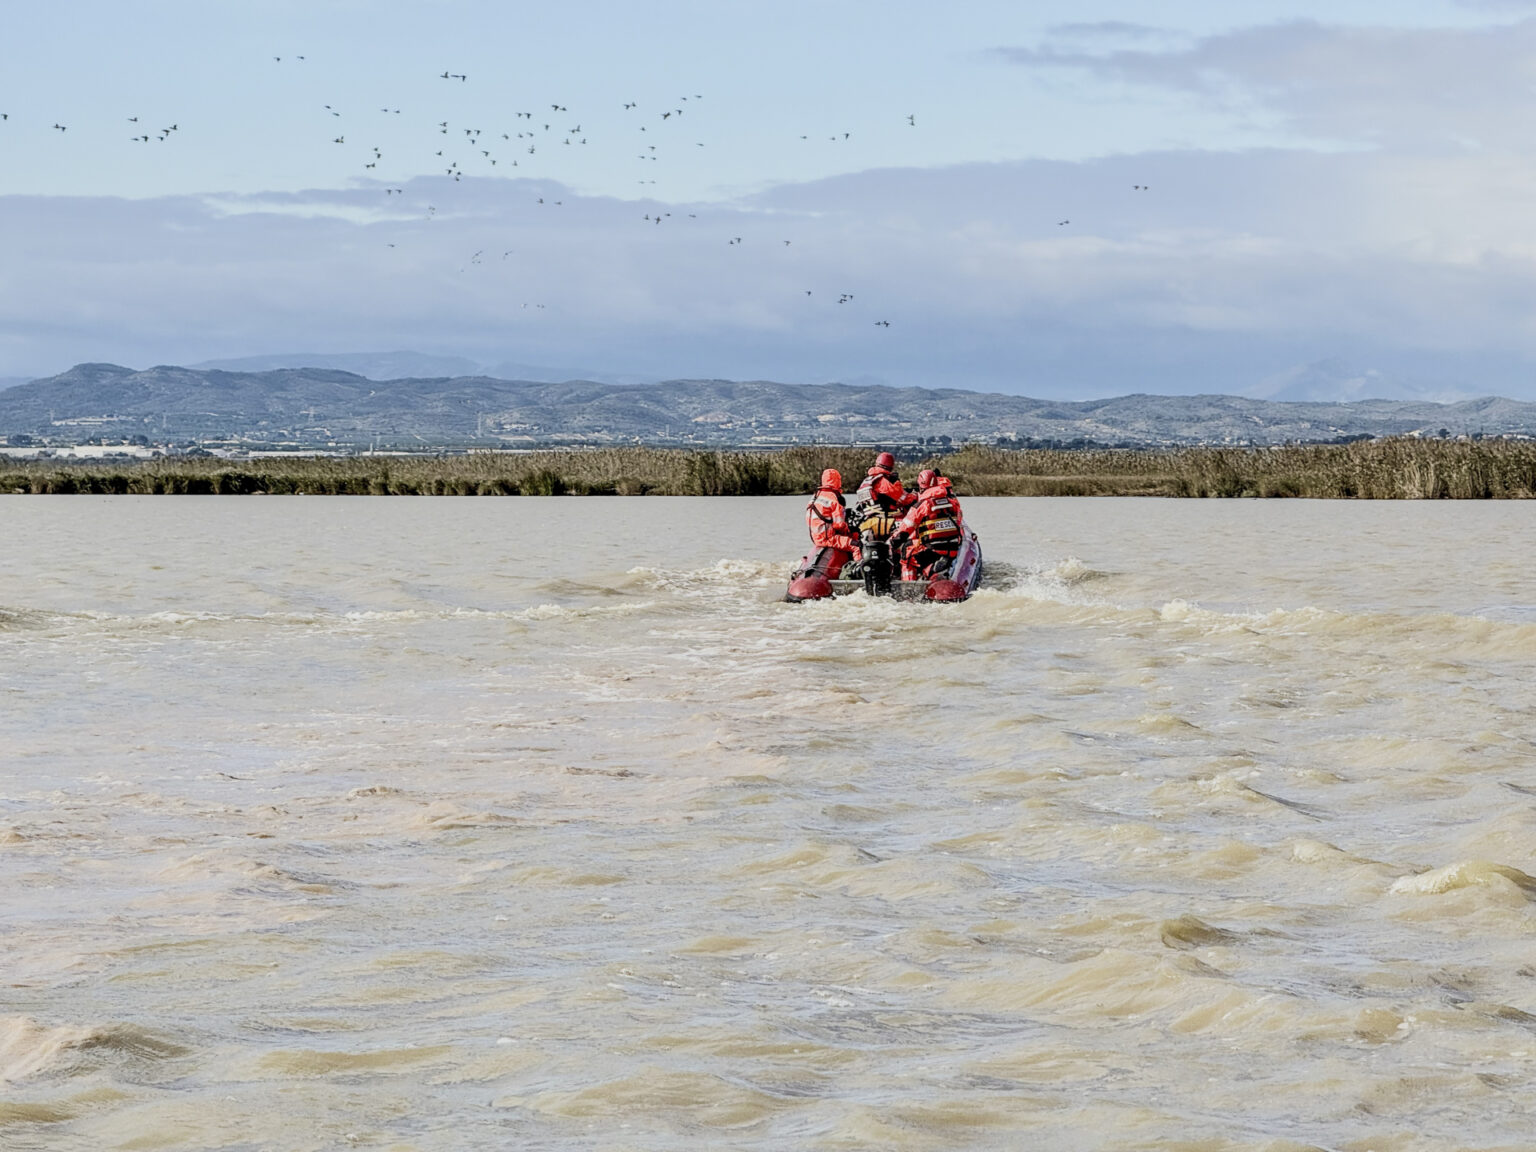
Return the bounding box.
[874,451,895,470]
[917,468,936,488]
[820,468,842,490]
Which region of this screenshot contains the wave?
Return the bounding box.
[0,1016,188,1083]
[0,600,664,636]
[1390,860,1536,897]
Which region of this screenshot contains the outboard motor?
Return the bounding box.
[861,536,893,597]
[852,500,899,597]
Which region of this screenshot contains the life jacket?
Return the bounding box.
[916,489,962,550]
[806,487,854,550]
[856,467,912,511]
[901,482,963,551]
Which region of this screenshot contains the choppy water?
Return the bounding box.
[3,495,1536,1150]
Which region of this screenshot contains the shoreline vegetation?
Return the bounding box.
[4,439,1536,498]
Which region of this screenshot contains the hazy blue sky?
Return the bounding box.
[6,1,1536,396]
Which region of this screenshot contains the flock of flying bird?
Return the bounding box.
[3,56,1152,329]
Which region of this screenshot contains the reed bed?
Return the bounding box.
[4,439,1536,497]
[937,439,1536,499]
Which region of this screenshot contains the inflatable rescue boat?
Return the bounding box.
[785,502,983,604]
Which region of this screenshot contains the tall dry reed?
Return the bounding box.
[4,439,1535,497]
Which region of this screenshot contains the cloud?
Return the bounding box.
[1044,22,1172,41]
[1001,18,1536,151]
[8,147,1536,398]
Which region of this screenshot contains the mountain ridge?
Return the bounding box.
[3,363,1533,448]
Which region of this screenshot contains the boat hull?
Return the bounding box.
[785,528,983,602]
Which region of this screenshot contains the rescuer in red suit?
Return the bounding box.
[855,451,917,512]
[891,468,964,579]
[803,468,858,578]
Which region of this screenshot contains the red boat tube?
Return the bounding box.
[785,574,834,602]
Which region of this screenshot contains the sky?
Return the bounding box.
[5,0,1536,398]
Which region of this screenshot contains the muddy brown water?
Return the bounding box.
[3,496,1536,1150]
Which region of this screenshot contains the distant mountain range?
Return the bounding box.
[190,350,658,387]
[4,361,1535,449]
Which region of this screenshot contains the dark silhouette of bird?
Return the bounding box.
[876,320,890,327]
[52,123,66,131]
[907,114,915,126]
[333,136,345,143]
[127,116,138,123]
[440,71,450,79]
[1057,220,1069,226]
